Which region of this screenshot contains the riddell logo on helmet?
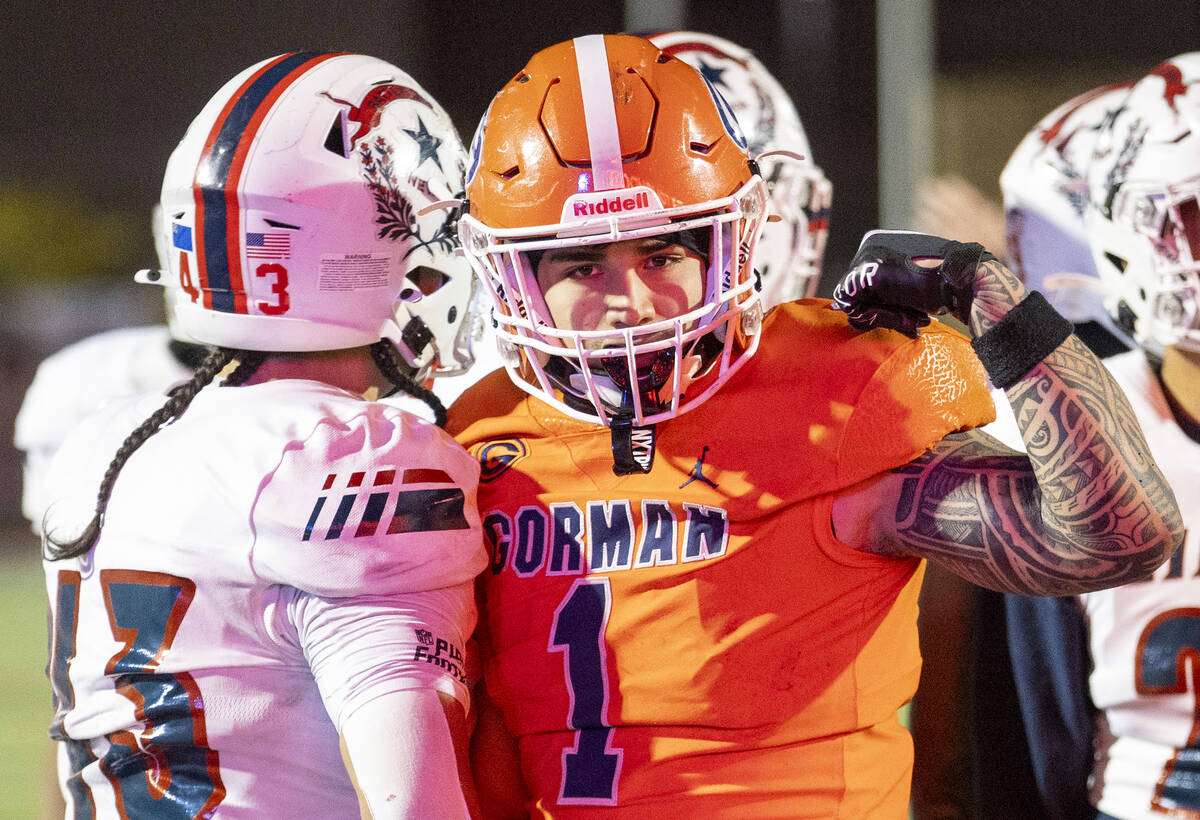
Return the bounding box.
[572,191,649,217]
[561,187,664,222]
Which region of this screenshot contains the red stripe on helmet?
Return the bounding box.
[193,53,343,312]
[655,40,751,70]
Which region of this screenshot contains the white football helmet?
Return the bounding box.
[459,34,768,427]
[150,202,184,340]
[646,30,830,305]
[1000,83,1132,329]
[140,52,476,379]
[1085,54,1200,354]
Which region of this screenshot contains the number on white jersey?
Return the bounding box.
[50,569,226,816]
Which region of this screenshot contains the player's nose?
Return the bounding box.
[608,268,657,326]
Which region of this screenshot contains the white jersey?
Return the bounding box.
[42,379,487,818]
[14,325,194,529]
[1080,352,1200,819]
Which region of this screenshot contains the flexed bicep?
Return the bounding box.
[834,234,1182,594]
[864,428,1167,595]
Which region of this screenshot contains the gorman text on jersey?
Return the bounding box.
[483,500,729,577]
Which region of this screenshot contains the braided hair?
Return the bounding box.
[222,350,267,387]
[369,340,447,427]
[43,347,265,561]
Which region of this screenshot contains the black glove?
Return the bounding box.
[830,230,994,338]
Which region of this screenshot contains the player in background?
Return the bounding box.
[910,79,1138,820]
[446,34,1182,817]
[643,30,831,305]
[1000,54,1200,820]
[14,208,206,536]
[14,328,201,524]
[40,53,484,818]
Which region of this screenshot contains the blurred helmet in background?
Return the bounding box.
[1084,54,1200,354]
[646,30,830,305]
[1001,81,1133,337]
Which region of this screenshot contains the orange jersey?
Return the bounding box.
[449,300,995,818]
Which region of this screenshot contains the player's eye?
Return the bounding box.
[564,264,602,280]
[645,251,685,269]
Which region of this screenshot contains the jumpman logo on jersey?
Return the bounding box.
[679,446,718,489]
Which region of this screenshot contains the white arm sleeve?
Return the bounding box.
[285,580,476,727]
[341,689,470,820]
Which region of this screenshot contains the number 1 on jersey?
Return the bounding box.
[549,578,623,805]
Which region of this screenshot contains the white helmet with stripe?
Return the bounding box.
[644,30,831,306]
[141,52,476,379]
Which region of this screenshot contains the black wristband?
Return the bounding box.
[970,291,1074,389]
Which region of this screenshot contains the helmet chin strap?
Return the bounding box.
[601,351,673,476]
[398,315,434,379]
[546,333,728,474]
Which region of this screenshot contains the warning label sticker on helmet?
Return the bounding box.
[319,253,392,291]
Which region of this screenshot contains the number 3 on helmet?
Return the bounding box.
[458,34,769,427]
[139,52,477,381]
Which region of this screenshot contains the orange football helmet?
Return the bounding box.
[459,34,768,427]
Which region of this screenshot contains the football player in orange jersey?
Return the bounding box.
[447,34,1183,818]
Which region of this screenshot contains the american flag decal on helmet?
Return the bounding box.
[301,467,468,541]
[192,52,341,314]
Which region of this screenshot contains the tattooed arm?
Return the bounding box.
[832,254,1184,595]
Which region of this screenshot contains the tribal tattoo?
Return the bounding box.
[892,260,1183,595]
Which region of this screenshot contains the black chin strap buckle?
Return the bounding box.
[610,410,657,475]
[400,316,433,362]
[600,352,671,476]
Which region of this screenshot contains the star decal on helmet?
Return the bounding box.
[404,115,444,172]
[696,58,727,90]
[359,137,456,257]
